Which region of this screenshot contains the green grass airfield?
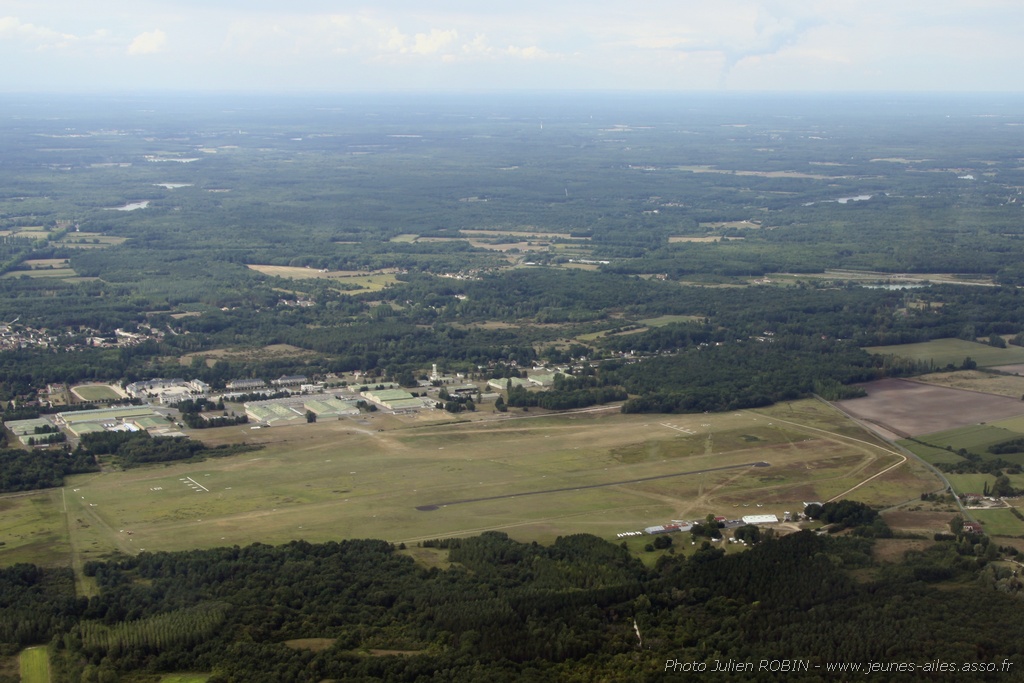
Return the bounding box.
[0,400,939,571]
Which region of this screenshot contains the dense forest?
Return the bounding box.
[1,518,1022,681]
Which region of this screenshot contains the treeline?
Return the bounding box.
[75,431,259,469]
[506,384,627,410]
[0,521,1016,680]
[176,398,248,429]
[0,447,98,494]
[613,337,892,414]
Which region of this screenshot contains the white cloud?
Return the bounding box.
[411,28,457,55]
[0,16,79,50]
[127,29,167,55]
[505,44,552,61]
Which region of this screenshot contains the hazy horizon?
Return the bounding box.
[3,1,1024,94]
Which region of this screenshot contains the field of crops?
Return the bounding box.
[19,646,50,683]
[865,338,1024,368]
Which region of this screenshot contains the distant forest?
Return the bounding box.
[0,93,1023,410]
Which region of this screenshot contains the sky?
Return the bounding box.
[2,0,1024,93]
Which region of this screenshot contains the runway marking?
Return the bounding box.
[660,422,695,434]
[184,476,209,492]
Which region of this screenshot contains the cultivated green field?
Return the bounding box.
[944,473,1024,495]
[901,421,1024,469]
[971,507,1024,537]
[0,490,71,566]
[160,674,210,683]
[0,401,938,573]
[636,314,704,326]
[19,646,50,683]
[865,338,1024,368]
[911,424,1022,454]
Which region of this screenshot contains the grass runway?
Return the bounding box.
[0,400,940,571]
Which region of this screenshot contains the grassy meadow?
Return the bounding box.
[19,646,50,683]
[245,265,399,293]
[865,338,1024,368]
[0,400,939,571]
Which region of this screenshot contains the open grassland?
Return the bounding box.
[698,220,762,230]
[159,675,210,683]
[19,647,50,683]
[971,507,1024,537]
[246,265,400,292]
[53,233,127,249]
[913,370,1024,399]
[865,338,1024,368]
[178,344,318,367]
[0,401,939,570]
[13,259,78,281]
[912,423,1022,454]
[573,315,701,343]
[944,472,1024,495]
[460,229,583,240]
[668,236,744,243]
[0,491,70,566]
[637,315,703,326]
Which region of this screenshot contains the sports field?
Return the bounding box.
[0,400,939,572]
[70,384,123,402]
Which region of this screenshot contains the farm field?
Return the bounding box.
[246,265,400,292]
[912,369,1024,399]
[865,338,1024,368]
[971,507,1024,537]
[0,490,71,566]
[19,646,50,683]
[834,378,1024,439]
[0,400,936,569]
[178,344,318,367]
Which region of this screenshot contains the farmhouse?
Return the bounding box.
[963,521,984,535]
